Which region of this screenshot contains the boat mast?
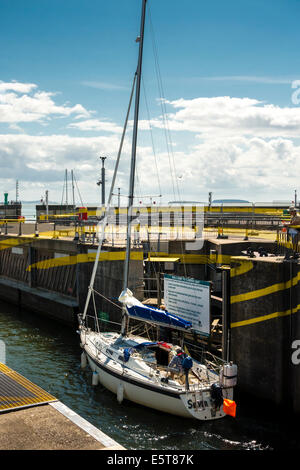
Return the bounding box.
[81,74,137,321]
[121,0,147,335]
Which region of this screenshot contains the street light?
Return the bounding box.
[97,156,107,206]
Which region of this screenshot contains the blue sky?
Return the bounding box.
[1,0,300,205]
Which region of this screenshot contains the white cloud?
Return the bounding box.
[200,76,294,85]
[140,96,300,139]
[81,81,128,91]
[1,128,299,204]
[69,118,124,133]
[1,81,300,203]
[136,135,300,202]
[0,81,37,94]
[0,81,91,124]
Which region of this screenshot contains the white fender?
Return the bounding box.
[117,382,124,404]
[92,371,99,386]
[81,351,87,369]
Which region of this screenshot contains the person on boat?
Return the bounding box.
[168,347,193,390]
[168,347,184,378]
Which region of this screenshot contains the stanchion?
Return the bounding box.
[34,222,39,237]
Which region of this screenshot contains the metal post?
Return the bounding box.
[222,267,231,362]
[45,190,49,221]
[65,169,68,206]
[208,192,212,211]
[156,271,161,308]
[71,170,75,210]
[100,157,106,206]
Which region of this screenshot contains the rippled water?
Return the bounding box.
[0,300,298,451]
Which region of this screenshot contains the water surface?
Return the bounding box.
[0,300,297,450]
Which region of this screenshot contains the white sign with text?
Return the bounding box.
[164,274,210,336]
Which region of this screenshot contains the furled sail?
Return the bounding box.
[119,289,192,331]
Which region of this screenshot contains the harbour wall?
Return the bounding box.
[230,255,300,414]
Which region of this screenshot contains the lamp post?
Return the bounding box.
[97,157,107,206]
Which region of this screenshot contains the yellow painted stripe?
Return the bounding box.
[26,251,234,271]
[147,252,232,265]
[231,303,300,328]
[231,271,300,304]
[39,205,287,217]
[26,251,143,272]
[0,238,33,251]
[230,260,254,278]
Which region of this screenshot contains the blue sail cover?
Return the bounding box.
[126,304,192,330]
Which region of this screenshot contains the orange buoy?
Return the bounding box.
[223,398,236,418]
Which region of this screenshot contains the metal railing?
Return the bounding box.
[276,228,300,257]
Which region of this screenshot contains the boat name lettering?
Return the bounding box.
[187,399,208,409]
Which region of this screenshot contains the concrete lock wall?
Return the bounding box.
[0,235,144,326]
[0,236,79,324]
[230,256,300,413]
[77,247,144,325]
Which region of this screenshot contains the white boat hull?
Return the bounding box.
[80,330,234,421]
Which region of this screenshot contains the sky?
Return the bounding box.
[1,0,300,206]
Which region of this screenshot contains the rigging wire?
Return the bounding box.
[141,75,162,199]
[93,289,122,310]
[73,171,84,207]
[148,5,181,202]
[82,73,137,320]
[148,6,187,277]
[60,172,66,207]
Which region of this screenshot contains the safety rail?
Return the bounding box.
[0,218,25,224]
[276,228,300,257]
[204,225,277,241]
[80,313,121,333]
[184,340,225,373]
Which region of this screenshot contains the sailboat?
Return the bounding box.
[78,0,237,421]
